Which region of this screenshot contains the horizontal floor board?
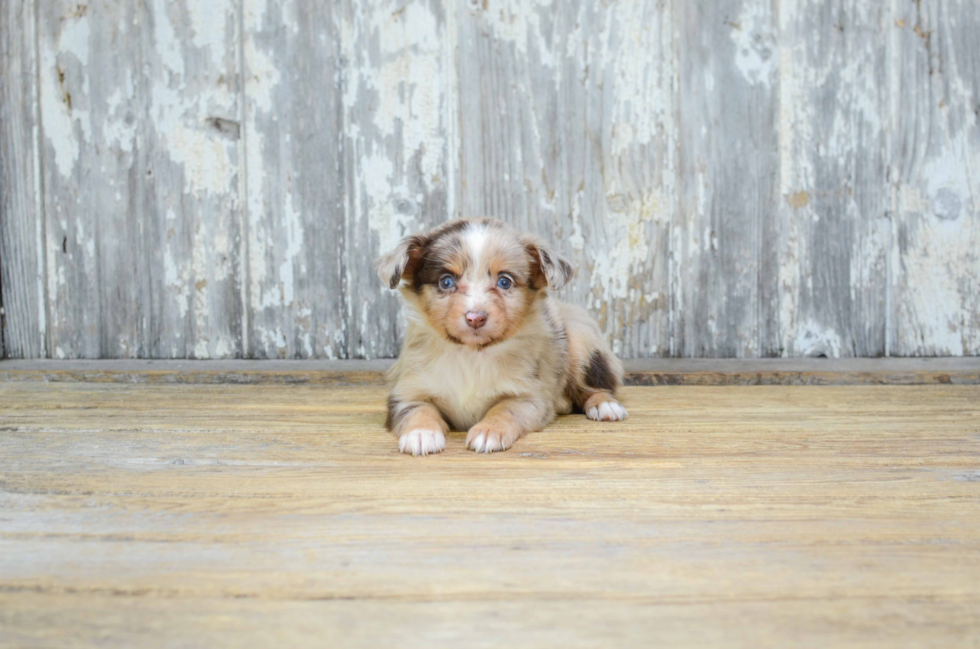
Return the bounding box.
[1,382,978,645]
[1,357,978,385]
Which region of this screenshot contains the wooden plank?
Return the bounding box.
[1,358,978,385]
[0,0,43,359]
[0,382,978,646]
[3,596,979,649]
[673,0,779,358]
[672,1,777,358]
[455,0,673,358]
[2,596,979,649]
[776,0,890,357]
[37,1,242,359]
[141,0,244,358]
[6,0,980,363]
[340,0,455,359]
[243,0,346,359]
[890,0,980,356]
[37,1,143,358]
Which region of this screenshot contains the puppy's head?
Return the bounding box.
[376,218,573,348]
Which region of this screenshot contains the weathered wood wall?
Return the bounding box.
[1,0,978,359]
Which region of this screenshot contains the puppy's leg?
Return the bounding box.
[559,303,628,422]
[576,349,628,422]
[466,397,551,453]
[583,391,628,422]
[387,399,449,457]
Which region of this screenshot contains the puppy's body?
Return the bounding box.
[378,218,626,455]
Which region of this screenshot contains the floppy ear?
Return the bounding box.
[375,235,426,289]
[524,237,575,290]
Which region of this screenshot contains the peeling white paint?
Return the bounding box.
[243,9,280,113]
[194,338,211,359]
[102,85,137,153]
[892,218,972,356]
[343,1,448,257]
[894,159,979,355]
[164,245,191,321]
[21,0,979,361]
[277,188,304,308]
[361,152,414,254]
[187,2,231,69]
[30,2,47,357]
[58,11,90,66]
[918,130,979,217]
[567,213,585,252]
[731,2,776,88]
[40,13,92,178]
[590,190,662,301]
[477,0,552,62]
[776,0,827,356]
[150,0,237,197]
[607,1,665,156]
[891,22,980,355]
[794,320,843,358]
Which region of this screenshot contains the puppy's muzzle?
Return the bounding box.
[465,311,488,329]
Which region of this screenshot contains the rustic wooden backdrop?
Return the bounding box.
[1,0,978,360]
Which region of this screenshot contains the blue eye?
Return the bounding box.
[439,275,456,290]
[497,276,513,290]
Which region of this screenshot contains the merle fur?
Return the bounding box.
[584,350,617,392]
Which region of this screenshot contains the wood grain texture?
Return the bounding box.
[890,0,980,356]
[674,0,779,358]
[3,596,979,649]
[456,0,673,358]
[1,381,979,646]
[36,0,243,359]
[243,0,346,360]
[2,358,979,385]
[38,0,143,358]
[0,0,43,359]
[341,0,454,359]
[3,0,980,360]
[777,0,890,357]
[141,0,244,358]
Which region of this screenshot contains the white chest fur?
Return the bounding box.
[414,341,538,430]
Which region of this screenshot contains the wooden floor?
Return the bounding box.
[1,380,979,647]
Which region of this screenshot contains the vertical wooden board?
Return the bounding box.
[141,0,244,358]
[243,0,346,359]
[38,1,243,359]
[775,0,890,357]
[38,1,144,358]
[890,0,980,356]
[673,0,779,358]
[455,0,673,358]
[341,0,454,359]
[0,0,44,358]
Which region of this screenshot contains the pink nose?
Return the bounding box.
[465,311,488,329]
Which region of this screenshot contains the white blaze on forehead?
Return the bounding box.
[464,224,488,268]
[463,224,489,311]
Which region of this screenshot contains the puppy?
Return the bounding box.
[376,218,627,456]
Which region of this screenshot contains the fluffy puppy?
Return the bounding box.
[376,218,627,456]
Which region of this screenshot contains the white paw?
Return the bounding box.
[465,427,514,453]
[398,429,446,456]
[467,431,498,453]
[586,401,628,422]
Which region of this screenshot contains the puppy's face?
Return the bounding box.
[377,219,574,348]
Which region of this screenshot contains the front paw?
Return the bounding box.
[398,429,446,456]
[587,400,628,421]
[466,424,518,454]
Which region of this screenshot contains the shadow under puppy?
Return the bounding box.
[376,218,627,456]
